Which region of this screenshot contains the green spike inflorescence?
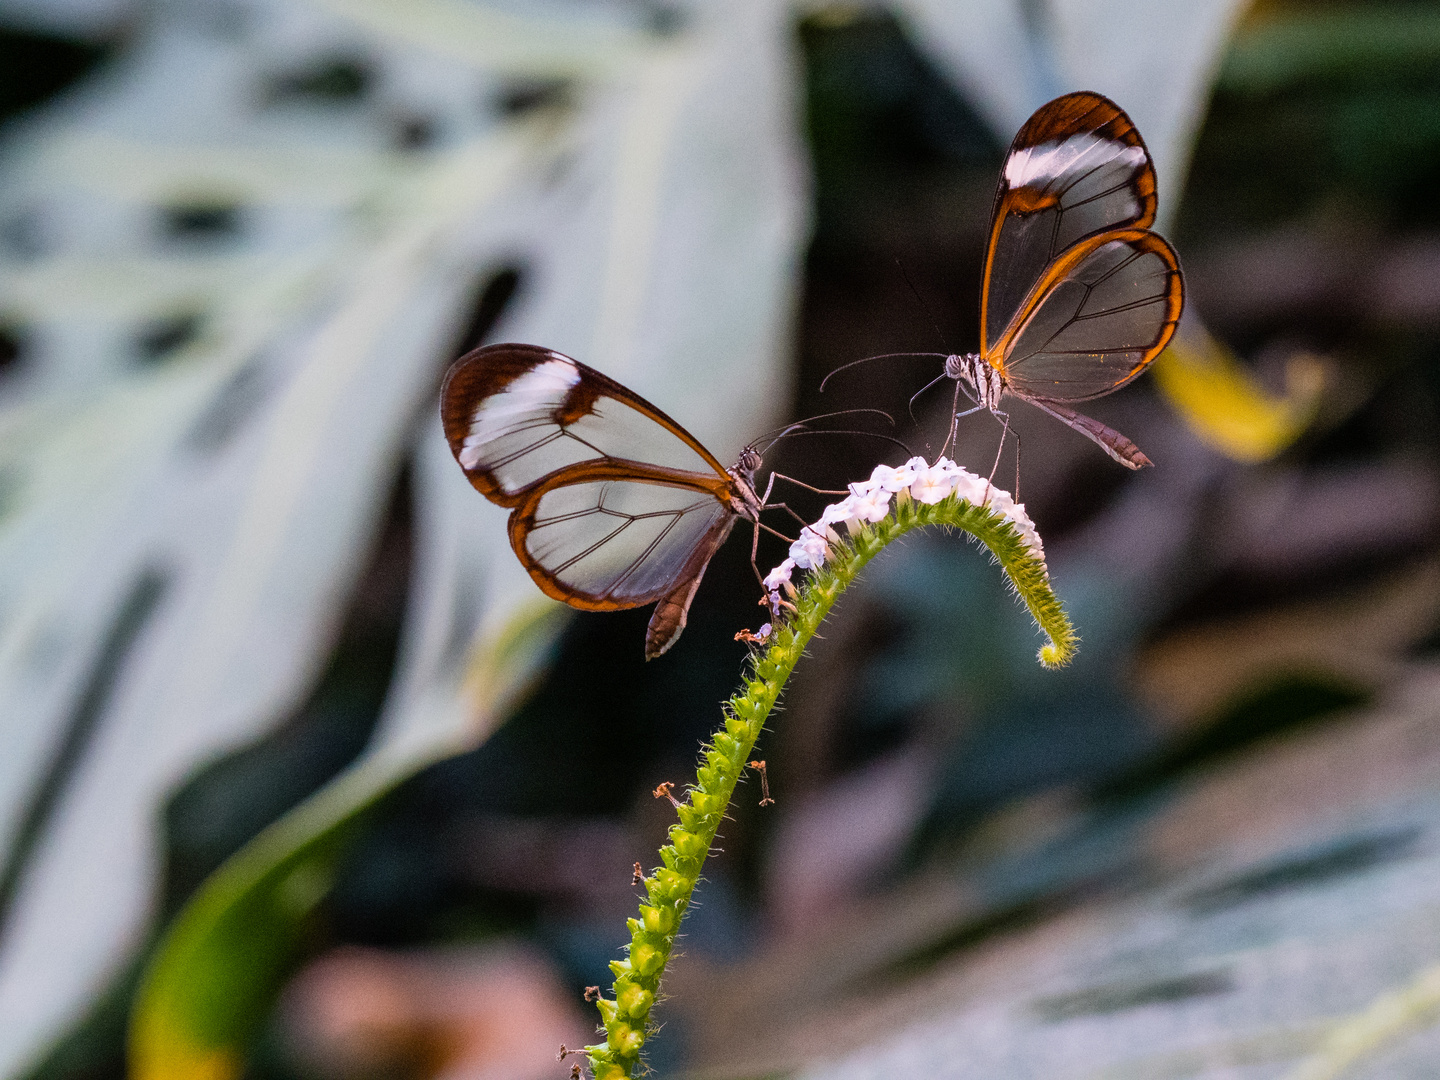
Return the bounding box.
[585,490,1076,1079]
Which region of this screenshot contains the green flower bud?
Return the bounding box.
[691,791,720,814]
[632,942,663,975]
[618,981,654,1017]
[676,805,706,831]
[640,903,676,934]
[671,828,706,859]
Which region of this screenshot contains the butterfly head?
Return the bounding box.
[727,446,765,518]
[737,445,764,477]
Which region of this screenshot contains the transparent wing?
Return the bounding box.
[982,92,1157,355]
[999,230,1182,402]
[441,342,729,507]
[509,464,737,609]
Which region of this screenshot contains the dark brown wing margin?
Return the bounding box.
[440,342,734,507]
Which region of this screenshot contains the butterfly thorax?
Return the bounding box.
[945,353,1005,411]
[727,446,764,520]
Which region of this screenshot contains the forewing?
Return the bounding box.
[998,230,1182,402]
[509,462,738,610]
[982,92,1157,354]
[441,342,729,506]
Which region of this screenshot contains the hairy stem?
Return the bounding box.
[585,491,1076,1079]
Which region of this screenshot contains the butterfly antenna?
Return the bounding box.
[818,351,949,394]
[755,408,896,453]
[764,428,916,458]
[794,406,896,429]
[895,256,951,352]
[907,372,950,422]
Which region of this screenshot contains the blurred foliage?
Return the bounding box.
[130,596,569,1080]
[1191,0,1440,232]
[5,0,1440,1078]
[1151,322,1326,462]
[1097,670,1373,805]
[0,26,110,127]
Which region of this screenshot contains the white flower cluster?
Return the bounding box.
[761,457,1046,611]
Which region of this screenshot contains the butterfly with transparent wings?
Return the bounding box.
[441,343,880,659]
[830,91,1184,471]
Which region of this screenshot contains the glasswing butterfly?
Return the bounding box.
[939,91,1184,470]
[441,343,779,660]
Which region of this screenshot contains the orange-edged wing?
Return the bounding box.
[440,342,744,658]
[441,342,732,507]
[980,92,1158,356]
[995,229,1182,402]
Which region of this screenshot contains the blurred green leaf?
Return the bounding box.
[1219,7,1440,96]
[129,599,566,1080]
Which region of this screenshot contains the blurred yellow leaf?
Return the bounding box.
[1151,320,1326,463]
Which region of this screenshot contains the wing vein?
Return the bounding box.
[604,508,690,600]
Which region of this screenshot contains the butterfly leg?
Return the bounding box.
[1012,424,1023,500]
[748,480,803,586]
[755,470,824,532]
[748,517,801,582]
[982,408,1015,504]
[757,520,799,544]
[749,518,797,625]
[942,403,985,461]
[759,470,778,506]
[761,500,814,530]
[766,471,848,496]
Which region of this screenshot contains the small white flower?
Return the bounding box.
[986,487,1016,514]
[870,461,917,492]
[817,497,857,527]
[1002,503,1047,563]
[848,476,881,498]
[910,461,960,504]
[848,485,891,523]
[950,471,990,506]
[762,558,795,592]
[789,531,830,569]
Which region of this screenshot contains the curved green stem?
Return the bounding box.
[585,492,1076,1079]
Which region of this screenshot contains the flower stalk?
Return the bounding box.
[585,465,1076,1079]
